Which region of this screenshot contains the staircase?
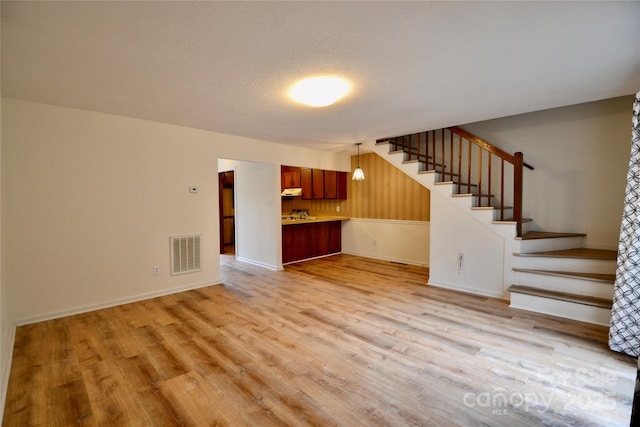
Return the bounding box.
[510,235,615,325]
[374,127,616,326]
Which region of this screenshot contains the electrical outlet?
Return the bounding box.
[153,265,160,276]
[457,253,464,272]
[373,239,377,247]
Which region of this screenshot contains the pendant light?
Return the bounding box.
[352,142,365,181]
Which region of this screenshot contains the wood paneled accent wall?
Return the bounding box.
[346,152,430,221]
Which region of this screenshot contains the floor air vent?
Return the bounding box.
[171,234,202,275]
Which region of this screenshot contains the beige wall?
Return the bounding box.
[0,11,8,413]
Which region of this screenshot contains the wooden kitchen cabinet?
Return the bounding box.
[281,166,301,191]
[282,221,342,264]
[323,170,337,199]
[290,167,347,200]
[312,169,324,199]
[309,222,330,255]
[336,171,347,199]
[301,168,313,200]
[328,222,342,253]
[282,223,307,263]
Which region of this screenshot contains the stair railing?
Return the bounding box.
[378,126,533,237]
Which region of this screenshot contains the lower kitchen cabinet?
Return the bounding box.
[282,221,342,264]
[328,222,341,253]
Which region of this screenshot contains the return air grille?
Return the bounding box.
[171,234,202,275]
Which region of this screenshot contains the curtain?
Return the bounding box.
[610,91,640,357]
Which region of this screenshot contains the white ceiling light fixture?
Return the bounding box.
[289,76,351,107]
[352,142,365,182]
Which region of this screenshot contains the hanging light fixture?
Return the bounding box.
[352,142,365,181]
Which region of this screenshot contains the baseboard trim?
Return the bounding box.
[427,279,506,300]
[341,250,429,267]
[15,279,222,326]
[235,257,278,271]
[0,324,17,423]
[282,252,342,266]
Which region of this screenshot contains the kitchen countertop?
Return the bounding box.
[281,215,351,225]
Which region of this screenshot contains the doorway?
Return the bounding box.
[218,170,235,255]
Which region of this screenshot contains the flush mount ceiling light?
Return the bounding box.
[352,142,365,182]
[289,76,351,107]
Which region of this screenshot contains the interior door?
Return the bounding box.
[218,171,235,254]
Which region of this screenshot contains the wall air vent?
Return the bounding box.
[171,234,202,275]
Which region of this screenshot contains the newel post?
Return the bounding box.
[513,152,524,237]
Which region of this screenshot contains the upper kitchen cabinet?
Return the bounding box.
[301,168,313,200]
[312,169,325,199]
[281,166,301,192]
[292,167,348,200]
[324,170,337,199]
[336,171,347,199]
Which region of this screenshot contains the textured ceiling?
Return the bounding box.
[2,1,639,152]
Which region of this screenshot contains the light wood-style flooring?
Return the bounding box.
[3,254,636,426]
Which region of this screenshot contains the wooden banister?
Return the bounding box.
[377,126,533,237]
[513,152,524,237]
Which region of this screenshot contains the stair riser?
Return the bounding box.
[519,236,586,253]
[509,293,611,326]
[493,221,532,235]
[513,272,613,299]
[488,209,513,221]
[513,258,616,275]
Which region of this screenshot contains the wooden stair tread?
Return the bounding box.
[512,268,615,283]
[515,248,617,260]
[508,285,612,309]
[517,231,586,240]
[471,206,496,211]
[472,205,513,210]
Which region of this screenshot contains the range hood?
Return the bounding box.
[281,187,302,197]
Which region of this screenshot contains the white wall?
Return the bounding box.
[227,160,281,270]
[342,218,429,267]
[428,192,505,298]
[464,95,633,249]
[2,98,348,324]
